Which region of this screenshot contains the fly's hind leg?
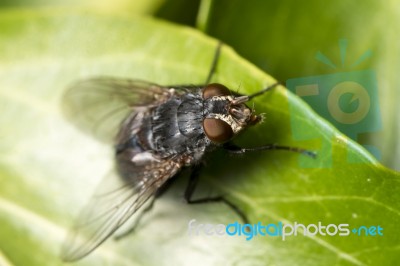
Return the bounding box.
[184,165,249,224]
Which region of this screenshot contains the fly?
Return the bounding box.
[61,43,315,262]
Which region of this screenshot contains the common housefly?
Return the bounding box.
[61,43,315,261]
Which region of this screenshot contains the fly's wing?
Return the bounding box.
[61,153,182,262]
[62,77,173,143]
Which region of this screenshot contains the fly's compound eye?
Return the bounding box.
[203,83,230,99]
[203,118,233,143]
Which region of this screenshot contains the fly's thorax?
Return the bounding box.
[201,83,259,144]
[150,90,209,157]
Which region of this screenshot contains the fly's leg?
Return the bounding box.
[205,42,223,84]
[184,165,249,224]
[205,42,282,97]
[223,143,317,158]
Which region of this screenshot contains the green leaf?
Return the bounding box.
[0,8,399,266]
[0,0,164,15]
[201,0,400,171]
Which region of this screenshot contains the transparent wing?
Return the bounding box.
[61,153,182,262]
[62,77,172,142]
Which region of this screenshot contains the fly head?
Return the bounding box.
[202,83,261,144]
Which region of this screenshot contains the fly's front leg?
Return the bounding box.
[205,42,223,84]
[223,142,317,158]
[184,165,249,224]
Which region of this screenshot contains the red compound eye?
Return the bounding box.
[202,83,230,99]
[203,118,233,143]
